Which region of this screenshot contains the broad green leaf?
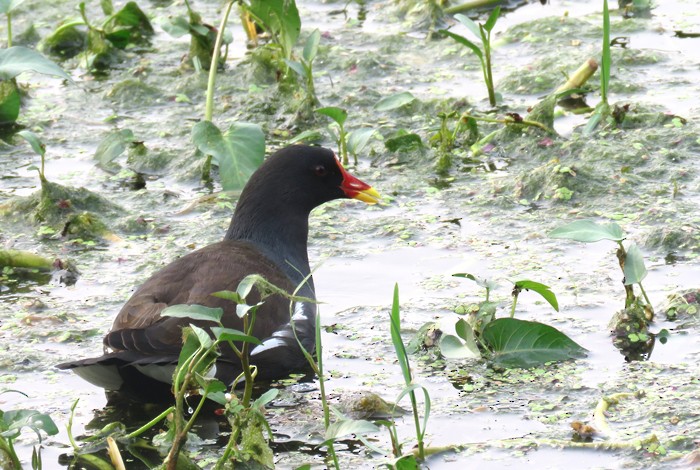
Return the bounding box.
[0,0,27,14]
[323,418,380,445]
[347,128,375,156]
[454,14,482,41]
[246,0,300,59]
[1,409,58,441]
[483,318,587,368]
[192,120,265,191]
[514,280,559,312]
[384,132,423,152]
[483,6,501,32]
[211,290,244,304]
[374,91,416,111]
[17,130,45,156]
[623,243,647,285]
[439,30,483,60]
[288,128,324,144]
[440,334,480,359]
[100,0,114,15]
[211,326,261,345]
[455,318,481,352]
[0,46,72,81]
[94,129,135,166]
[453,273,499,291]
[161,304,223,323]
[237,274,259,300]
[393,455,419,470]
[549,219,625,243]
[190,324,214,349]
[285,59,306,78]
[236,302,263,318]
[253,388,279,408]
[302,29,320,63]
[194,374,226,394]
[178,327,208,369]
[160,16,192,38]
[316,106,347,127]
[0,79,20,125]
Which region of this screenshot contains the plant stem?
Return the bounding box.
[204,0,236,121]
[637,282,653,311]
[0,438,20,469]
[481,28,496,107]
[601,0,611,105]
[125,406,175,439]
[6,13,12,48]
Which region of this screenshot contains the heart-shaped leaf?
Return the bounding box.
[483,318,587,368]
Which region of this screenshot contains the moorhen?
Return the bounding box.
[58,145,379,398]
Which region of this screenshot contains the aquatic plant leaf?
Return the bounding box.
[302,29,320,63]
[94,129,135,167]
[347,128,375,157]
[514,280,559,312]
[316,106,347,127]
[0,0,27,15]
[160,16,191,38]
[623,243,647,285]
[440,334,480,359]
[17,130,45,156]
[1,409,58,441]
[0,46,71,81]
[385,131,423,153]
[0,78,20,125]
[246,0,301,59]
[192,120,265,191]
[453,272,499,291]
[549,219,624,243]
[374,91,416,112]
[211,290,244,304]
[253,388,279,408]
[439,30,483,61]
[285,59,306,78]
[454,14,481,41]
[161,304,224,323]
[393,455,419,470]
[389,284,412,384]
[211,327,261,345]
[288,128,323,144]
[322,418,380,445]
[483,318,587,368]
[483,6,501,32]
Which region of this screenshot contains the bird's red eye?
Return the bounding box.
[314,165,328,177]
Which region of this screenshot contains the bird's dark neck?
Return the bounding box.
[224,199,314,296]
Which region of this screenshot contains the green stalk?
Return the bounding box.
[601,0,611,105]
[204,0,236,121]
[481,28,496,107]
[6,13,12,48]
[125,406,175,439]
[66,399,81,451]
[390,285,425,460]
[637,282,652,309]
[0,437,20,469]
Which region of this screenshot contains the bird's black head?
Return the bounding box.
[241,145,379,213]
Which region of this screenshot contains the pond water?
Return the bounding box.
[1,0,699,468]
